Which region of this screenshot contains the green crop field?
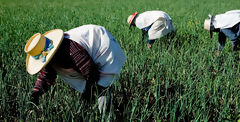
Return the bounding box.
[0,0,240,121]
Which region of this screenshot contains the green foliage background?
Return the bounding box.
[0,0,240,121]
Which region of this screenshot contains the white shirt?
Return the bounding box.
[213,10,240,29]
[55,25,126,93]
[135,10,172,29]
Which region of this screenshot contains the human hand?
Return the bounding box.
[147,43,153,49]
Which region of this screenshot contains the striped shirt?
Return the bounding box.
[33,38,99,95]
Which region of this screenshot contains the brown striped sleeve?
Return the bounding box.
[33,65,57,95]
[69,40,100,83]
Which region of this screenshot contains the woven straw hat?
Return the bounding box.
[204,19,211,31]
[24,29,64,75]
[127,12,138,27]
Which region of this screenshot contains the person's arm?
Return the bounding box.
[147,39,155,49]
[217,32,226,51]
[141,25,152,41]
[69,40,100,93]
[141,25,152,48]
[30,65,57,105]
[141,30,147,41]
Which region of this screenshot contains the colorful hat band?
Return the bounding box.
[32,37,54,62]
[129,12,138,24]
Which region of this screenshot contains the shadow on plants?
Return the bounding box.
[113,76,190,121]
[0,53,7,81]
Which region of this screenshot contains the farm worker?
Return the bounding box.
[127,10,175,48]
[204,10,240,51]
[24,24,126,114]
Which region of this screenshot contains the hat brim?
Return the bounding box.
[129,12,138,28]
[209,15,214,38]
[26,29,64,75]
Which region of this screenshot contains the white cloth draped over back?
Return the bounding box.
[134,10,174,40]
[135,11,172,29]
[213,10,240,29]
[54,25,126,93]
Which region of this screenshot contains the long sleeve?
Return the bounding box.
[69,40,100,83]
[33,65,57,95]
[217,32,227,51]
[141,25,155,44]
[141,30,146,41]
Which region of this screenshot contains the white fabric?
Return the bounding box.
[53,66,86,93]
[213,10,240,29]
[54,25,126,93]
[148,19,174,40]
[135,10,172,29]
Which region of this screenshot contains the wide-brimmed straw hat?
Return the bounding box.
[24,29,64,75]
[204,14,214,38]
[127,11,138,27]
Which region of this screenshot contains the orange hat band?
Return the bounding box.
[128,12,138,24]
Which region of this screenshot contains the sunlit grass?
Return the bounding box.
[0,0,240,121]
